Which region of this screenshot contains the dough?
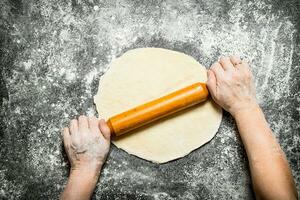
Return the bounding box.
[94,48,222,163]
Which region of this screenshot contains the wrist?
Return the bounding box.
[231,103,261,119]
[71,159,104,173]
[62,166,102,200]
[69,162,103,182]
[68,168,100,188]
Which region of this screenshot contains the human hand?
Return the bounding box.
[206,56,259,117]
[61,116,110,200]
[63,116,111,174]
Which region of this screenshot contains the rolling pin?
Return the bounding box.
[106,82,209,137]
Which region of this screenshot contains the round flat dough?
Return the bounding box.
[94,48,222,163]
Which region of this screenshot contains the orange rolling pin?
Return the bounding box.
[106,82,209,137]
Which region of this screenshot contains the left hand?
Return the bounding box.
[63,116,111,173]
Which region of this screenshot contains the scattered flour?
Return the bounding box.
[2,0,298,199]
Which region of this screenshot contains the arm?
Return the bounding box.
[234,104,297,200]
[60,116,111,200]
[207,56,298,200]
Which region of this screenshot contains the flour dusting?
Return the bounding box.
[0,0,299,199]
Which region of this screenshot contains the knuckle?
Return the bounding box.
[219,57,225,62]
[71,119,77,124]
[232,72,240,80]
[220,56,226,61]
[231,55,240,60]
[72,139,80,147]
[211,62,221,68]
[210,64,216,70]
[220,78,229,85]
[211,64,221,72]
[220,56,228,62]
[210,68,216,74]
[79,115,86,120]
[89,116,97,121]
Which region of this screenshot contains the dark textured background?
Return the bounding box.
[0,0,299,199]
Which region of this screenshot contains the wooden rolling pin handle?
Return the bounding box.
[106,82,209,137]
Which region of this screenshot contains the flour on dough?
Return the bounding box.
[94,48,222,163]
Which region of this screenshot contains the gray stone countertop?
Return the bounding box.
[0,0,299,199]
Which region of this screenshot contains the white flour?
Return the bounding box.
[1,0,298,199]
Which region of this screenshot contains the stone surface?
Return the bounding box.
[0,0,299,199]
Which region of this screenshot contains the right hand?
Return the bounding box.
[206,56,259,117]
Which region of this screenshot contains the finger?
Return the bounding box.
[99,119,111,140]
[63,127,71,149]
[78,115,89,131]
[237,60,251,73]
[70,119,79,135]
[210,62,224,81]
[219,56,234,71]
[230,55,242,66]
[206,70,217,96]
[88,116,101,134]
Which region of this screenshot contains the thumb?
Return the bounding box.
[206,70,217,97]
[99,119,111,140]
